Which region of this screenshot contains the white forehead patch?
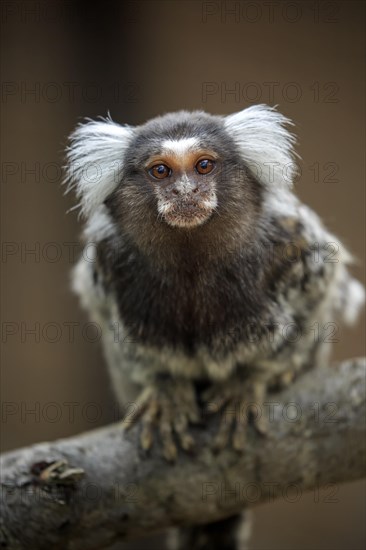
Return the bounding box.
[161,137,199,156]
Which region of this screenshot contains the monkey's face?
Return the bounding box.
[119,111,260,232]
[143,139,219,229]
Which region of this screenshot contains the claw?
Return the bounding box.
[121,380,198,461]
[204,377,269,453]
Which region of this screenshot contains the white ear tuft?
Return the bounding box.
[64,117,134,217]
[224,104,298,188]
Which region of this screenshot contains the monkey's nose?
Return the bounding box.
[172,186,199,196]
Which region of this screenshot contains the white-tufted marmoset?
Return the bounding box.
[66,105,364,465]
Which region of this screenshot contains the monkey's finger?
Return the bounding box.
[232,403,248,451]
[140,399,160,450]
[181,383,197,405]
[187,407,201,425]
[212,403,235,451]
[162,440,177,462]
[181,397,201,425]
[251,381,266,404]
[160,400,177,462]
[121,386,153,430]
[277,370,295,389]
[202,383,232,405]
[254,414,268,436]
[173,413,195,452]
[249,383,268,435]
[177,385,201,425]
[174,383,201,424]
[204,392,230,415]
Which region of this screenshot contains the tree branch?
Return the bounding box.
[1,358,365,550]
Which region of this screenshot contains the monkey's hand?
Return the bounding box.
[121,378,200,462]
[202,374,269,452]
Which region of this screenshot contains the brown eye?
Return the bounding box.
[196,159,215,175]
[149,164,171,180]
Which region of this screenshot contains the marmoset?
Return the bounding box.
[66,105,364,464]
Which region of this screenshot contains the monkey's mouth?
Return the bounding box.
[162,199,216,229]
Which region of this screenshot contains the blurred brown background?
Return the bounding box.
[1,1,365,549]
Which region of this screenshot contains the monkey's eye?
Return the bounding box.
[149,164,171,180]
[195,159,215,175]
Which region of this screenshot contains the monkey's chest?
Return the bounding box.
[113,266,268,354]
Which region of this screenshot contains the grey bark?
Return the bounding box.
[1,358,365,550]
